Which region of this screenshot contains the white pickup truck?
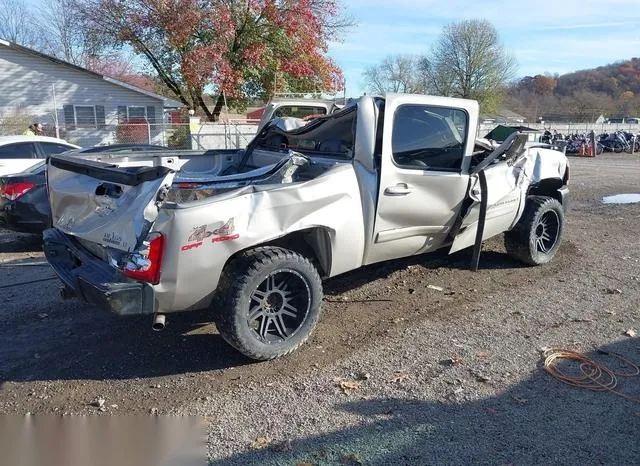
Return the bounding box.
[44,94,569,360]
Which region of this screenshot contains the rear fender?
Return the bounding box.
[224,227,334,279]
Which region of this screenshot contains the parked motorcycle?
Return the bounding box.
[598,131,634,153]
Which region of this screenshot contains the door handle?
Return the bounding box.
[385,183,412,196]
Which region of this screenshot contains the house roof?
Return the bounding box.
[0,38,184,108]
[246,107,265,120]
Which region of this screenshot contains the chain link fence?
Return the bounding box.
[6,115,638,151]
[477,122,640,137]
[0,119,261,150]
[188,121,259,150]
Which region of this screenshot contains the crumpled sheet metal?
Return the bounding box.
[468,147,567,206]
[152,163,365,313]
[47,163,174,253]
[167,152,312,203]
[272,116,309,132]
[451,147,567,253]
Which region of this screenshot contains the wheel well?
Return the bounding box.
[527,178,564,204]
[227,228,333,278]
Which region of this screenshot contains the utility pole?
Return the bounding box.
[51,83,60,139]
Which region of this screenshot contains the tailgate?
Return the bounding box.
[47,154,176,252]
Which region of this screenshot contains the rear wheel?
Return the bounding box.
[613,140,624,153]
[214,247,323,360]
[505,196,564,266]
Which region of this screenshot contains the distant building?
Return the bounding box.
[0,39,183,146]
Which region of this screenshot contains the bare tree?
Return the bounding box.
[363,55,425,95]
[425,19,517,112]
[0,0,42,48]
[37,0,104,66]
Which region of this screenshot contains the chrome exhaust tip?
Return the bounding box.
[152,313,166,331]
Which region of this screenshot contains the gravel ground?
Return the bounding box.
[0,154,639,465]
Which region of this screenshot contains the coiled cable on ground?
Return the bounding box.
[543,349,639,403]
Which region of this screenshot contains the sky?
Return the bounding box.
[330,0,640,96]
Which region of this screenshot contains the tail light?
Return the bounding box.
[563,164,570,185]
[123,233,165,284]
[0,182,34,201]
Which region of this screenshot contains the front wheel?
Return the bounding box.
[214,247,323,360]
[505,196,565,266]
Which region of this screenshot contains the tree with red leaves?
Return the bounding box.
[87,56,160,93]
[75,0,350,120]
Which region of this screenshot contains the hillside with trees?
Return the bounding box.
[506,58,640,122]
[555,58,640,97]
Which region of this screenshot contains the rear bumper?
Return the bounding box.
[43,228,155,316]
[558,186,569,210]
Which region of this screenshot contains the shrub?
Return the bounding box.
[168,125,190,148]
[0,109,37,136]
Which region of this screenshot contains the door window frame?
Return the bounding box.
[390,103,470,174]
[0,142,39,159]
[36,142,76,158]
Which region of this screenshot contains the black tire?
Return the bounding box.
[596,143,604,155]
[613,141,624,153]
[504,196,564,266]
[214,247,323,360]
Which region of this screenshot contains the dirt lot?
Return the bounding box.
[1,154,639,465]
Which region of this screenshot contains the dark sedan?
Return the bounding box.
[0,144,168,234]
[0,162,49,233]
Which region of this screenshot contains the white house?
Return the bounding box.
[0,39,183,147]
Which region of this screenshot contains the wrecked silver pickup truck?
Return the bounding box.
[44,94,569,360]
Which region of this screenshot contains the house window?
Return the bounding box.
[127,106,147,120]
[75,106,97,128]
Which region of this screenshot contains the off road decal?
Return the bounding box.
[181,218,239,251]
[188,218,235,242]
[212,234,240,243]
[181,241,204,252]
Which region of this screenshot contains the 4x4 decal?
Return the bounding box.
[181,218,240,252]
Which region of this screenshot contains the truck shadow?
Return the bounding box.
[0,283,255,382]
[0,239,569,384]
[324,241,525,296]
[209,338,640,466]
